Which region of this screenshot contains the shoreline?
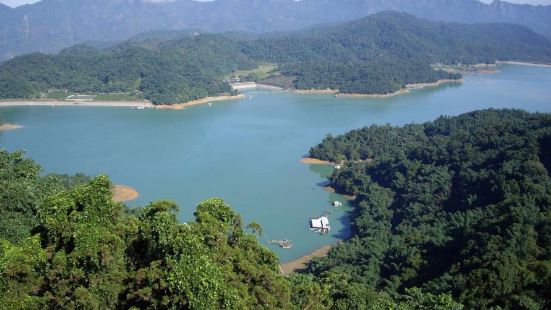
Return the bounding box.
[496,61,551,68]
[0,100,153,108]
[436,63,499,74]
[300,157,336,165]
[292,88,339,95]
[232,82,286,92]
[0,124,23,131]
[256,83,285,91]
[154,94,245,110]
[0,94,245,110]
[112,185,139,202]
[300,157,373,165]
[336,78,463,98]
[323,186,356,201]
[280,245,333,275]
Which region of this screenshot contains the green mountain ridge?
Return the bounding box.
[1,12,550,104]
[1,0,551,60]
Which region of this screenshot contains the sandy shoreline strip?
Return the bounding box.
[0,124,23,131]
[256,83,285,91]
[496,61,551,68]
[0,94,245,110]
[337,89,409,98]
[0,100,153,108]
[154,94,245,110]
[112,185,139,202]
[293,88,339,95]
[280,245,333,275]
[300,157,335,165]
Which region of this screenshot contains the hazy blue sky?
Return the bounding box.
[1,0,551,8]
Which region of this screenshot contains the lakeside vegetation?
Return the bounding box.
[308,109,551,309]
[1,12,551,104]
[2,109,550,308]
[0,150,463,309]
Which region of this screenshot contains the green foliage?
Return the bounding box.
[308,109,551,309]
[1,12,550,103]
[0,151,63,244]
[45,173,91,189]
[0,158,295,308]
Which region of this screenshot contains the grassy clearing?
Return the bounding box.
[45,91,72,100]
[234,64,278,80]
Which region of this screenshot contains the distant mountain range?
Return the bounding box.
[2,12,550,104]
[0,0,551,61]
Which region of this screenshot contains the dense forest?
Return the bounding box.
[1,12,551,103]
[0,149,463,309]
[308,109,551,309]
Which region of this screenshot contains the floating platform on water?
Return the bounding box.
[269,239,294,249]
[310,215,330,233]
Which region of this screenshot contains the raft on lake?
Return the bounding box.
[310,215,330,233]
[269,239,294,249]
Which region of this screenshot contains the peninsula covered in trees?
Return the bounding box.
[1,12,551,104]
[307,109,551,309]
[0,150,462,309]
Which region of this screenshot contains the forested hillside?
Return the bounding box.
[0,150,462,309]
[308,109,551,309]
[1,12,550,104]
[1,0,551,60]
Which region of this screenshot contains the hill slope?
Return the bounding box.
[1,12,550,104]
[0,0,551,60]
[308,109,551,309]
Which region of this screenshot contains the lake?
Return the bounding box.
[1,64,551,262]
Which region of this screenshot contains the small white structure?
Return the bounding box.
[334,164,341,170]
[332,201,343,207]
[310,215,330,233]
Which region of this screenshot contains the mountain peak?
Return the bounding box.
[0,0,550,61]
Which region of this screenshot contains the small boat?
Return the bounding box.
[208,102,212,106]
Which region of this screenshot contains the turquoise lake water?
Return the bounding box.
[1,64,551,262]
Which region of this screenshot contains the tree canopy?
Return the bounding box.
[308,109,551,309]
[0,150,464,309]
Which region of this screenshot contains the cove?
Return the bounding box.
[1,64,551,263]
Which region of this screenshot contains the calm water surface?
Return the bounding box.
[1,64,551,262]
